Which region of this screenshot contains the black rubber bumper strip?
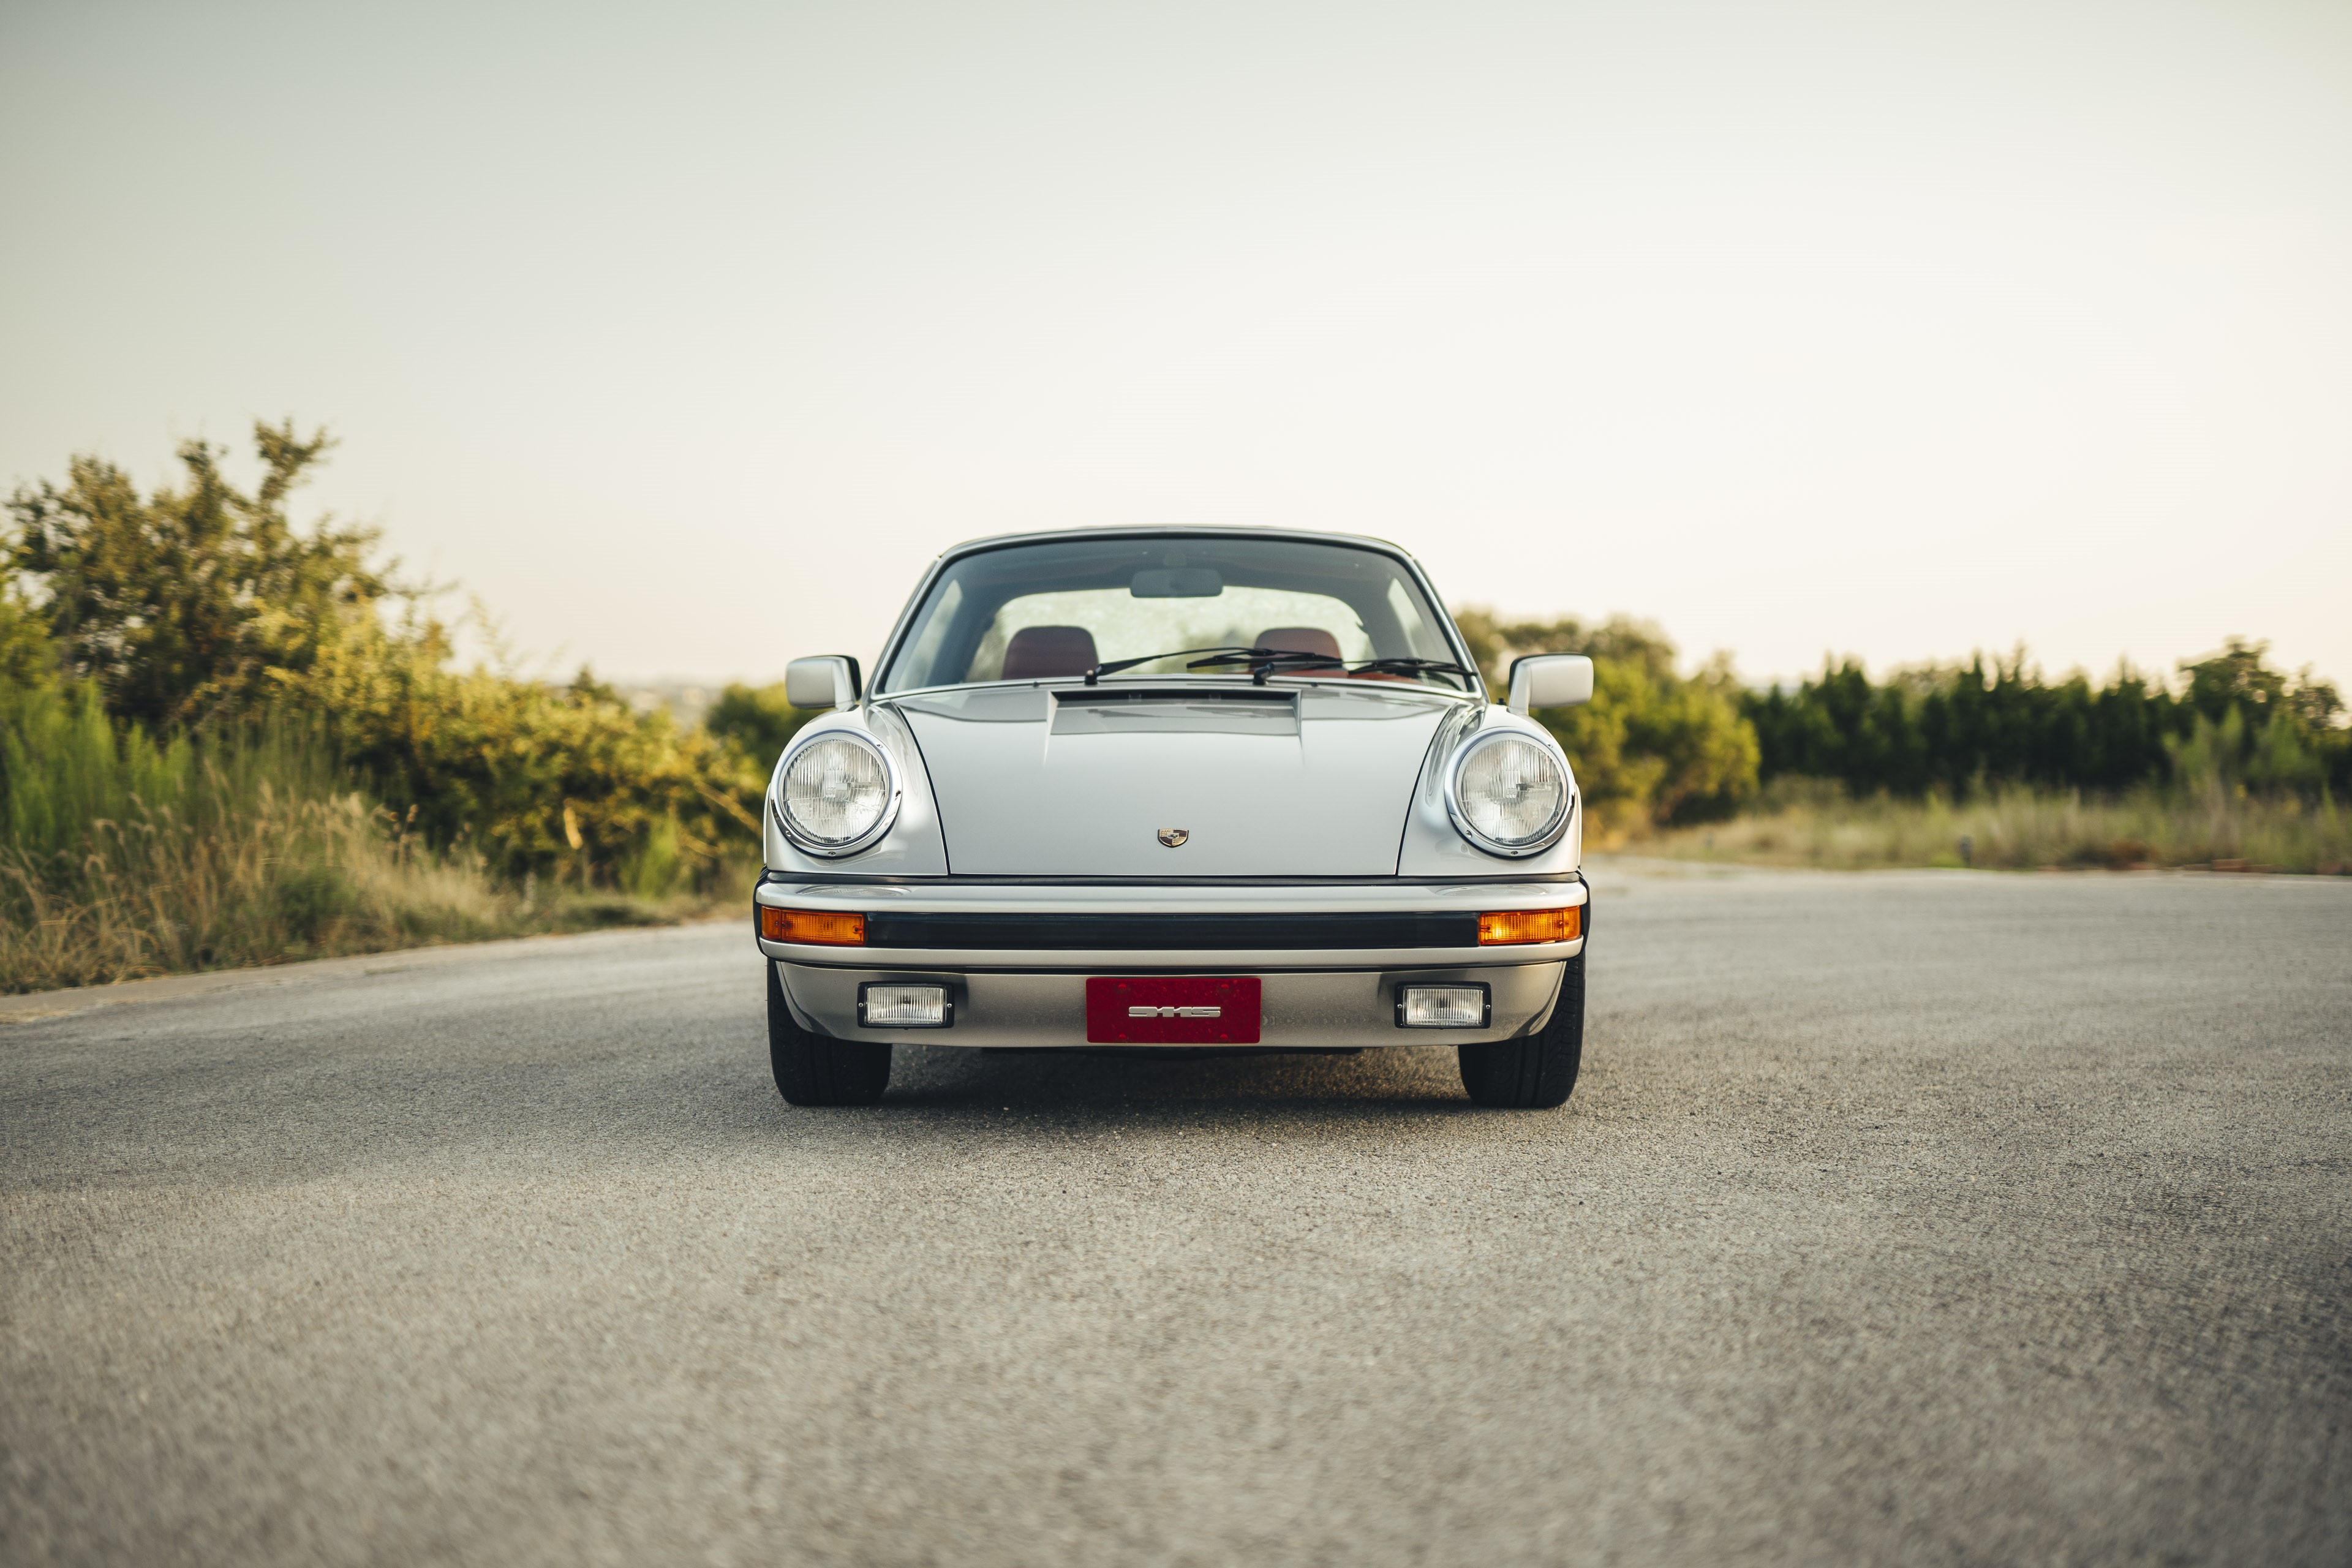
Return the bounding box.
[860,910,1481,951]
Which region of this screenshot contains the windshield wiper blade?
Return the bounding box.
[1196,650,1487,688]
[1215,651,1485,688]
[1084,645,1264,685]
[1186,647,1349,685]
[1346,657,1482,684]
[1085,647,1482,690]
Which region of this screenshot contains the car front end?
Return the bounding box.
[755,526,1596,1107]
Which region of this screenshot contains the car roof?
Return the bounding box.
[931,524,1418,565]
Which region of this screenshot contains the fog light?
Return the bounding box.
[1396,984,1490,1029]
[1477,907,1579,945]
[859,982,951,1028]
[760,907,865,944]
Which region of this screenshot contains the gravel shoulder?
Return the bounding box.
[3,862,2347,1566]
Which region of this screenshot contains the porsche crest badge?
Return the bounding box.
[1156,827,1189,848]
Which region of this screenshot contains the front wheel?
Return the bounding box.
[1458,954,1583,1109]
[767,962,891,1106]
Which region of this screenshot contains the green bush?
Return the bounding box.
[706,680,820,776]
[4,422,764,891]
[0,421,771,990]
[0,665,742,991]
[1743,641,2349,801]
[1453,609,1760,838]
[6,422,386,730]
[1,679,191,862]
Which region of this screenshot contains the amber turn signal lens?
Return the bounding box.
[1477,906,1580,945]
[759,907,865,945]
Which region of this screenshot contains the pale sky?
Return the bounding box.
[4,0,2347,689]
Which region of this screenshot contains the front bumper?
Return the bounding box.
[754,876,1586,1049]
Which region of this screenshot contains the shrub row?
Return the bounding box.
[1741,646,2350,801]
[2,422,795,892]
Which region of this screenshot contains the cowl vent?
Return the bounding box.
[1051,689,1298,736]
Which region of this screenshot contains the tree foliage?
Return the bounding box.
[2,423,764,889]
[1453,609,1760,834]
[5,423,390,729]
[7,421,2341,892]
[1742,640,2348,801]
[705,680,820,777]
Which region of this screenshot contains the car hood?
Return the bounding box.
[889,684,1464,876]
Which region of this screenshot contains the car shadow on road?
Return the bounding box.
[870,1042,1482,1115]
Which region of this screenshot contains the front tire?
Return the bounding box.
[1458,953,1583,1109]
[767,962,891,1106]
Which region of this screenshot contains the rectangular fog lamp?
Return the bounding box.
[1396,984,1490,1029]
[859,983,951,1028]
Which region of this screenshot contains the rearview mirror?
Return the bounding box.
[1507,654,1594,714]
[786,655,862,710]
[1130,567,1223,598]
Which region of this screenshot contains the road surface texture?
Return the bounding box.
[3,862,2347,1567]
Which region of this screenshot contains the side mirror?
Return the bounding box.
[1507,654,1594,714]
[785,655,862,710]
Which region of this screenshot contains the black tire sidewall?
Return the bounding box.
[767,960,892,1106]
[1458,952,1584,1109]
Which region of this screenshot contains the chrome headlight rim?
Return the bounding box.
[772,729,902,858]
[1443,728,1574,858]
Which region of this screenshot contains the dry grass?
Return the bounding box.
[1,785,745,995]
[0,686,754,995]
[1640,780,2352,874]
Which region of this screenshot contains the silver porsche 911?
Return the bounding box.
[753,527,1594,1108]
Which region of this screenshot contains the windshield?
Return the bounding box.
[879,535,1471,695]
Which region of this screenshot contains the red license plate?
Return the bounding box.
[1085,976,1262,1044]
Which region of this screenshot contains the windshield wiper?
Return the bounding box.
[1086,647,1485,690]
[1347,657,1482,687]
[1195,651,1485,688]
[1185,647,1344,685]
[1084,645,1263,685]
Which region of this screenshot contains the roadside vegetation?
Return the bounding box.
[1457,616,2350,873]
[1638,777,2350,873]
[3,422,2344,990]
[1455,609,1760,834]
[0,423,810,992]
[1686,642,2351,873]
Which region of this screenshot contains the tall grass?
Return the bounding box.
[0,684,740,993]
[1642,777,2352,873]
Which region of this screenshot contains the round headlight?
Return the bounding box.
[777,733,899,854]
[1446,731,1571,855]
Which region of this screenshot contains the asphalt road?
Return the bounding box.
[2,862,2347,1567]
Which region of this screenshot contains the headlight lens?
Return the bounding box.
[1450,733,1570,852]
[780,734,894,850]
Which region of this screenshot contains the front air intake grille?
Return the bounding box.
[861,911,1480,951]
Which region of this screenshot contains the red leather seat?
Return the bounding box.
[1256,624,1417,682]
[1001,625,1099,680]
[1255,627,1343,668]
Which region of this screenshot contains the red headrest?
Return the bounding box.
[1256,627,1343,664]
[1001,625,1099,680]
